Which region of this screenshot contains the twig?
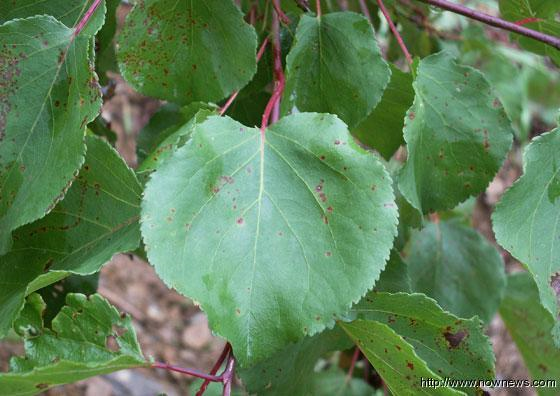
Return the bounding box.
[261,3,285,131]
[376,0,414,67]
[195,344,232,396]
[219,37,270,116]
[295,0,311,12]
[414,0,560,50]
[73,0,103,37]
[152,362,222,382]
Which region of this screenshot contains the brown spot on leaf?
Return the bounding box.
[443,329,468,349]
[406,361,414,370]
[36,383,49,390]
[237,218,244,225]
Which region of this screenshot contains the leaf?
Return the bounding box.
[499,0,560,66]
[352,65,414,159]
[397,52,513,214]
[351,292,495,387]
[95,0,120,84]
[499,272,560,396]
[137,105,216,175]
[312,367,376,396]
[239,328,352,395]
[374,250,411,293]
[141,113,398,366]
[283,12,390,129]
[405,219,506,322]
[340,320,463,396]
[0,16,103,252]
[492,127,560,343]
[0,135,142,337]
[0,293,147,396]
[117,0,258,104]
[0,0,106,37]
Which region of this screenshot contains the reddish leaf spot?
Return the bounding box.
[406,361,414,370]
[237,218,244,225]
[408,112,415,120]
[325,251,331,257]
[327,206,333,213]
[443,328,468,349]
[320,155,325,160]
[334,140,341,145]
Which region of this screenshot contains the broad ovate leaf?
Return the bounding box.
[493,127,560,343]
[0,16,103,252]
[0,136,142,337]
[499,273,560,396]
[283,12,390,129]
[340,320,463,396]
[398,52,513,214]
[352,65,414,159]
[351,292,495,388]
[141,113,398,366]
[405,219,506,322]
[117,0,257,104]
[0,293,147,396]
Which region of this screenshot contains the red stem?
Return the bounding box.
[376,0,414,67]
[514,17,545,26]
[195,343,232,396]
[316,0,322,17]
[415,0,560,50]
[221,355,236,396]
[358,0,373,23]
[261,1,286,132]
[219,37,270,116]
[272,0,292,24]
[73,0,103,37]
[152,362,222,382]
[345,348,361,385]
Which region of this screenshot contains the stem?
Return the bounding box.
[219,37,270,116]
[152,362,222,382]
[221,355,236,396]
[345,348,361,384]
[73,0,103,37]
[414,0,560,50]
[261,2,285,131]
[514,17,544,26]
[195,343,232,396]
[272,0,291,24]
[376,0,414,68]
[316,0,322,17]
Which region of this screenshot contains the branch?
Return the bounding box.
[376,0,414,67]
[414,0,560,50]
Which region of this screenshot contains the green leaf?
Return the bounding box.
[141,113,398,366]
[0,135,141,337]
[117,0,258,104]
[405,219,506,322]
[374,250,411,293]
[351,292,495,387]
[0,16,103,252]
[397,52,513,214]
[239,328,352,395]
[0,0,107,37]
[352,65,414,159]
[283,12,390,129]
[312,367,376,396]
[137,106,216,175]
[492,127,560,343]
[340,320,463,396]
[499,272,560,396]
[499,0,560,66]
[0,293,147,396]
